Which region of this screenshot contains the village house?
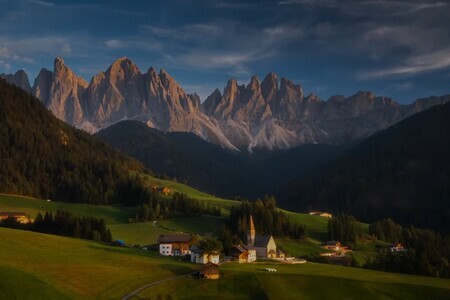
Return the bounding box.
[308,211,333,218]
[199,262,220,279]
[157,234,192,256]
[0,212,31,224]
[389,243,406,252]
[323,241,341,251]
[246,215,283,259]
[151,186,171,195]
[230,245,257,263]
[190,245,220,264]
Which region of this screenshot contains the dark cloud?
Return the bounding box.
[0,0,448,103]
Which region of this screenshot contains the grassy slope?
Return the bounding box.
[138,173,239,214]
[0,193,134,224]
[137,262,450,300]
[2,227,448,300]
[0,228,197,299]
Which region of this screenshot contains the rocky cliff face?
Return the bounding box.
[4,57,450,151]
[1,70,31,93]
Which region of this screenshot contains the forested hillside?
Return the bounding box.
[0,79,147,204]
[97,121,345,199]
[281,102,450,233]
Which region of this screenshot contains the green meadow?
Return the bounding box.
[136,262,450,300]
[0,227,197,299]
[1,227,449,300]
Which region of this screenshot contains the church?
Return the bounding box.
[246,215,283,258]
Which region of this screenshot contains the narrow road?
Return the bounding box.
[121,272,196,300]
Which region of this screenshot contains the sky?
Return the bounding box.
[0,0,449,103]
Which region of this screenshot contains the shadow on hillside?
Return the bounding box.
[158,263,196,275]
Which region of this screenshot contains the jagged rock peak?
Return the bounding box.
[159,68,178,89]
[54,56,68,73]
[108,57,141,74]
[261,73,278,101]
[247,76,260,91]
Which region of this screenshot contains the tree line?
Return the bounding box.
[366,219,450,278]
[133,192,221,222]
[328,214,363,245]
[0,210,112,243]
[218,196,305,254]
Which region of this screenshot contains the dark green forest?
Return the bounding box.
[282,101,450,234]
[367,219,450,278]
[0,79,148,205]
[0,210,112,243]
[97,120,344,200]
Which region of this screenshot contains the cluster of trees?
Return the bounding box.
[327,214,363,245]
[197,238,223,254]
[218,196,305,255]
[229,196,305,241]
[0,210,112,243]
[134,192,221,222]
[366,219,450,278]
[369,218,403,243]
[0,79,148,205]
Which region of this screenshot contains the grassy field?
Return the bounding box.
[159,216,225,235]
[0,227,197,299]
[138,173,240,214]
[0,193,134,224]
[276,238,328,258]
[2,227,449,300]
[136,262,450,300]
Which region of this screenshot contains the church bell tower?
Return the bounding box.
[247,215,255,246]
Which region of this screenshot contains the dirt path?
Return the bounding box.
[121,272,196,300]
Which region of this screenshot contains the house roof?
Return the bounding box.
[254,235,273,247]
[230,245,247,255]
[157,234,191,243]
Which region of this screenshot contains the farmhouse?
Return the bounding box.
[308,211,333,218]
[230,245,256,263]
[199,262,220,279]
[0,212,30,224]
[389,243,406,252]
[323,241,341,251]
[151,186,171,195]
[247,215,281,258]
[157,234,192,256]
[190,245,220,264]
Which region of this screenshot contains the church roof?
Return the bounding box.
[254,235,273,247]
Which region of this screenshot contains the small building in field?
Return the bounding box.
[389,243,406,252]
[151,186,171,195]
[0,212,30,224]
[323,241,341,251]
[190,245,220,264]
[199,262,220,279]
[230,245,257,263]
[157,234,192,256]
[308,211,332,218]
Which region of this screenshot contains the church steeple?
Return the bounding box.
[247,214,255,246]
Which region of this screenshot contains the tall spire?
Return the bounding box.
[247,214,255,246]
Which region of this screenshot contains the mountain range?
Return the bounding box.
[2,57,450,151]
